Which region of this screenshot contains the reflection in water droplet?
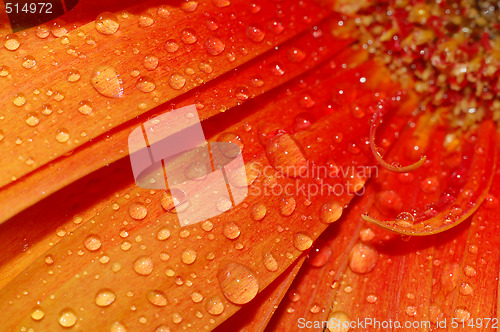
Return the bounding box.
[349,243,378,274]
[218,263,259,304]
[91,65,124,98]
[205,296,224,315]
[95,12,120,35]
[128,203,147,220]
[147,290,168,306]
[294,232,313,251]
[134,256,154,276]
[58,309,77,327]
[95,289,116,307]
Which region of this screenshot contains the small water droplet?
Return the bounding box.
[147,290,168,306]
[142,55,159,70]
[263,252,278,271]
[308,247,332,267]
[287,47,306,63]
[181,249,197,265]
[265,133,307,178]
[13,93,26,107]
[91,65,124,98]
[223,221,240,240]
[0,65,9,77]
[136,76,156,93]
[134,256,154,276]
[327,311,350,332]
[320,201,343,224]
[205,37,225,55]
[58,309,77,327]
[128,203,147,220]
[459,283,473,296]
[454,306,471,322]
[36,25,50,38]
[396,212,415,227]
[181,28,197,44]
[31,306,45,321]
[213,0,230,7]
[205,296,224,315]
[4,34,20,51]
[246,25,265,42]
[251,203,267,221]
[78,100,93,115]
[279,197,296,216]
[56,129,70,143]
[169,73,186,90]
[95,289,116,307]
[293,232,313,251]
[218,263,259,304]
[348,243,378,274]
[165,39,179,53]
[180,0,198,12]
[67,69,81,82]
[139,13,155,27]
[172,312,182,324]
[95,12,120,35]
[22,56,36,69]
[25,113,40,127]
[84,234,102,251]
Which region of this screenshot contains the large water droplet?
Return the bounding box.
[218,263,259,304]
[13,93,26,107]
[95,289,116,307]
[348,243,378,274]
[95,12,120,35]
[251,203,267,221]
[91,65,124,98]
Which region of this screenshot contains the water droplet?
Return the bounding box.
[67,70,81,82]
[51,20,68,37]
[234,86,250,101]
[147,290,168,306]
[136,76,156,93]
[78,100,93,115]
[42,104,53,115]
[216,197,232,212]
[441,263,460,292]
[158,6,170,18]
[287,47,306,63]
[128,203,147,220]
[308,247,332,267]
[172,313,182,324]
[95,12,120,35]
[250,75,264,87]
[223,221,240,240]
[22,56,36,69]
[4,34,20,51]
[84,234,102,251]
[246,25,265,42]
[91,65,124,98]
[165,39,179,53]
[139,14,155,27]
[169,73,186,90]
[181,28,197,44]
[205,37,225,55]
[31,306,45,321]
[320,201,343,224]
[182,249,197,264]
[217,263,259,304]
[454,306,471,322]
[367,294,378,303]
[36,25,50,38]
[251,203,267,221]
[396,212,415,227]
[180,0,198,12]
[263,252,278,271]
[134,256,154,276]
[26,113,40,127]
[157,228,171,241]
[205,296,224,315]
[95,289,116,306]
[359,228,375,242]
[406,306,417,317]
[327,311,350,332]
[58,309,77,327]
[279,197,296,216]
[56,129,70,143]
[464,265,476,277]
[142,55,159,70]
[265,133,307,178]
[270,62,285,76]
[0,65,9,77]
[13,93,26,107]
[459,283,473,296]
[293,232,313,251]
[213,0,230,7]
[348,243,378,274]
[267,19,284,35]
[110,321,127,332]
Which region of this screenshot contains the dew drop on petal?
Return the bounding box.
[31,306,45,321]
[13,93,26,107]
[212,0,230,7]
[348,243,378,274]
[56,129,70,143]
[4,34,20,51]
[181,249,197,264]
[223,221,240,240]
[205,37,225,55]
[91,65,124,98]
[165,39,179,53]
[142,55,159,70]
[26,113,40,127]
[217,263,259,304]
[136,76,156,93]
[156,228,171,241]
[110,321,127,332]
[246,25,265,42]
[205,296,224,315]
[181,28,197,44]
[22,56,36,69]
[78,100,93,115]
[0,65,9,77]
[139,14,155,27]
[279,197,296,216]
[320,201,343,224]
[84,234,102,251]
[169,73,186,90]
[58,309,77,327]
[95,12,120,35]
[134,256,154,276]
[95,289,116,307]
[263,252,278,272]
[293,232,313,251]
[265,133,307,178]
[251,203,267,221]
[128,203,147,220]
[147,290,168,306]
[396,212,415,227]
[36,25,50,38]
[327,311,350,332]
